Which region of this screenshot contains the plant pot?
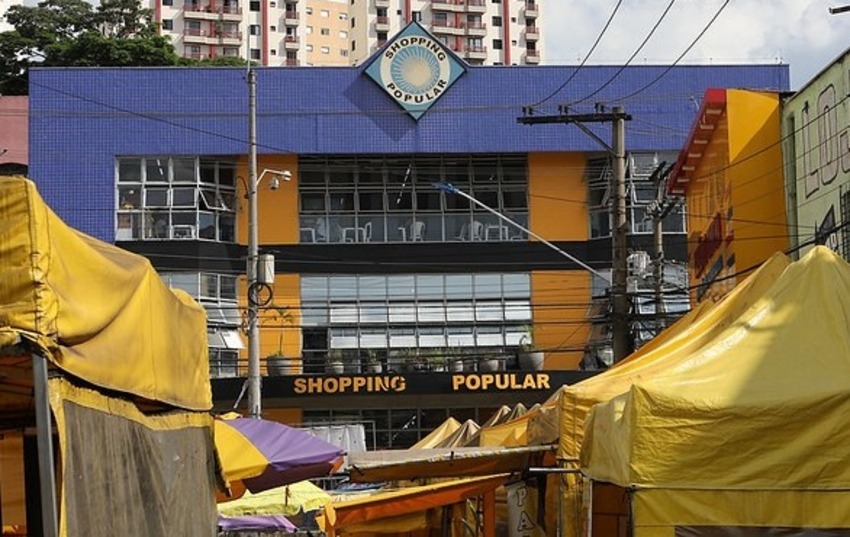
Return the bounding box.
[365,362,383,374]
[325,361,345,375]
[448,359,465,372]
[266,355,300,376]
[519,351,545,371]
[477,357,501,372]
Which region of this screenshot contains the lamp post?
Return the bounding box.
[246,62,292,418]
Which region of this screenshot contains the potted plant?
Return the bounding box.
[364,349,383,374]
[325,349,345,375]
[477,350,502,372]
[518,333,544,371]
[265,306,299,375]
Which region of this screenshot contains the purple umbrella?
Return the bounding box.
[215,416,345,498]
[218,514,297,532]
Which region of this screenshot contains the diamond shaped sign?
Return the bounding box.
[365,22,467,121]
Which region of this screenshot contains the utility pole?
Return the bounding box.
[246,66,261,419]
[518,105,632,362]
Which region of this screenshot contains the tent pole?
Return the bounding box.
[587,478,593,537]
[32,353,58,537]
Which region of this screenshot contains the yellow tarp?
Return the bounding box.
[583,246,850,488]
[0,176,211,411]
[557,250,792,460]
[218,481,331,517]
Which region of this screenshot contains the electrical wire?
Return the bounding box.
[567,0,678,108]
[604,0,733,105]
[528,0,624,108]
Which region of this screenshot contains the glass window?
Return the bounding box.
[173,188,196,207]
[358,191,384,212]
[146,158,169,183]
[172,158,195,182]
[146,188,168,207]
[118,158,142,182]
[301,192,326,212]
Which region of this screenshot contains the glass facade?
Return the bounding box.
[300,273,532,373]
[297,155,529,244]
[116,156,238,242]
[161,272,243,378]
[588,152,687,238]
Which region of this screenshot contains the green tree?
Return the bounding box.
[0,0,189,94]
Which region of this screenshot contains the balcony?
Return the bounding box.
[524,25,539,41]
[374,0,390,7]
[218,5,242,19]
[274,349,547,376]
[183,28,217,44]
[463,44,487,61]
[285,58,298,66]
[183,3,216,20]
[284,35,300,50]
[523,50,540,64]
[216,30,243,45]
[462,20,487,36]
[375,15,390,31]
[465,0,486,13]
[524,1,538,18]
[284,10,299,25]
[431,0,464,13]
[430,19,463,36]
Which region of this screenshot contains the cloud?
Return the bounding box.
[541,0,849,89]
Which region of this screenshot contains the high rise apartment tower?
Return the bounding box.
[150,0,542,66]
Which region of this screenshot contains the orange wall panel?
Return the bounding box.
[531,271,591,370]
[263,407,303,425]
[529,153,588,241]
[236,155,300,245]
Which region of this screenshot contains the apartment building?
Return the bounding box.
[154,0,307,64]
[349,0,542,66]
[150,0,541,66]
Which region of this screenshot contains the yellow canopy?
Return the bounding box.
[0,176,211,413]
[557,250,792,460]
[218,481,331,517]
[582,246,850,491]
[411,417,461,449]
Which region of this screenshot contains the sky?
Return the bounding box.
[541,0,849,91]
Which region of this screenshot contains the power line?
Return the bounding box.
[529,0,624,108]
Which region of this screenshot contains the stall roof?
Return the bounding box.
[317,474,509,534]
[0,176,212,420]
[348,445,553,483]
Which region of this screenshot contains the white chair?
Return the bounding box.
[411,220,425,241]
[470,220,484,241]
[362,222,372,242]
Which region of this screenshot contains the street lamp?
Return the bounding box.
[245,165,291,419]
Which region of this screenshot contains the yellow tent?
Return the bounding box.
[0,176,217,535]
[582,246,850,535]
[558,250,792,460]
[411,417,461,449]
[0,176,212,412]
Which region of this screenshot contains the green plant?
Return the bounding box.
[365,349,381,364]
[327,348,345,363]
[266,305,292,358]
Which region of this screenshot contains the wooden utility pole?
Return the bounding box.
[518,105,632,362]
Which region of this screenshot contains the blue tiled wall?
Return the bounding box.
[28,64,789,240]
